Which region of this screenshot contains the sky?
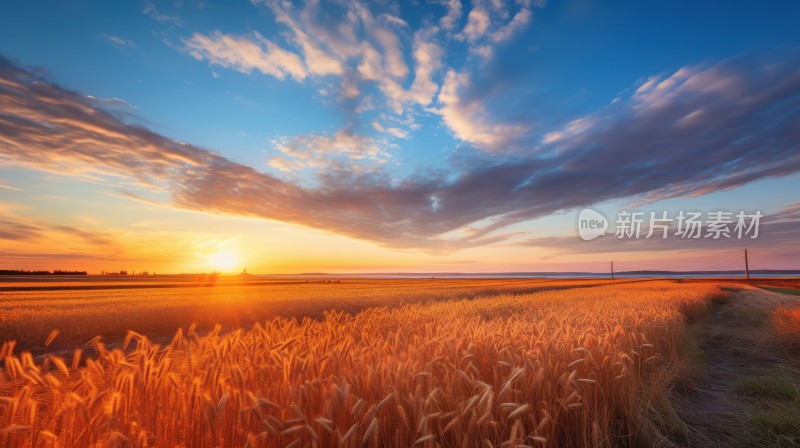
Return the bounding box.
[0,0,799,274]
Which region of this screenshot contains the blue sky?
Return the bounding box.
[0,0,799,273]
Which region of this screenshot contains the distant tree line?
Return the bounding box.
[0,269,88,275]
[100,271,152,276]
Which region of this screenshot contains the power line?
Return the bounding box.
[606,249,760,279]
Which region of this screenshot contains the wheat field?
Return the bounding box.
[0,280,723,447]
[774,306,800,340]
[0,278,617,352]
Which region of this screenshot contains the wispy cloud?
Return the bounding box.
[270,130,394,174]
[0,218,41,241]
[142,0,182,26]
[98,33,136,49]
[456,0,536,58]
[86,95,136,109]
[183,31,307,80]
[0,213,243,270]
[0,183,23,191]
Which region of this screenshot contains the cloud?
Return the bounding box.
[98,33,136,49]
[0,183,23,191]
[143,1,182,25]
[271,130,393,172]
[0,219,42,241]
[269,5,344,77]
[540,55,800,204]
[439,0,463,31]
[436,70,527,149]
[183,31,307,80]
[0,213,246,269]
[460,7,491,42]
[241,1,418,118]
[385,127,409,139]
[53,225,116,247]
[490,7,532,42]
[86,95,136,110]
[406,32,443,106]
[363,9,408,80]
[0,213,120,260]
[1,53,800,251]
[457,1,537,58]
[172,1,536,152]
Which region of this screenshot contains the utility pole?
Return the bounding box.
[611,261,615,280]
[744,249,750,281]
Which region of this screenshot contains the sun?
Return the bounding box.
[208,251,238,272]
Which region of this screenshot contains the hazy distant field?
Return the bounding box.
[0,276,618,352]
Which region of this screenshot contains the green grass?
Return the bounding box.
[674,327,710,384]
[746,406,800,435]
[735,373,800,400]
[710,292,733,304]
[764,287,800,297]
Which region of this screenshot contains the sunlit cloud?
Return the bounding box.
[183,31,307,81]
[271,130,393,170]
[438,0,463,31]
[436,69,529,150]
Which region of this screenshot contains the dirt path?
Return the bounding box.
[671,285,800,447]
